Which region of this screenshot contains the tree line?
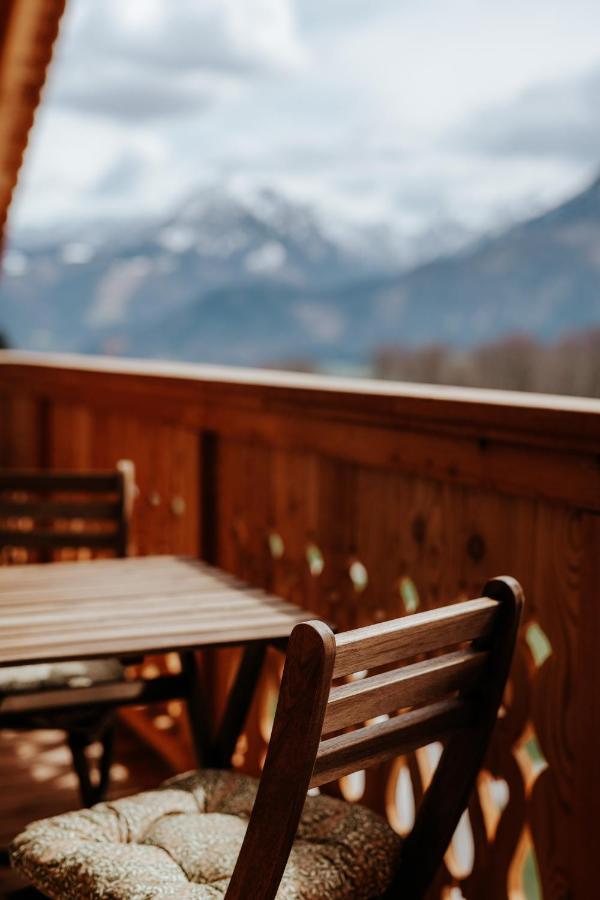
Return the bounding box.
[372,328,600,398]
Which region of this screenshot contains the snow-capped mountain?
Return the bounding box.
[1,177,600,367]
[0,185,404,353]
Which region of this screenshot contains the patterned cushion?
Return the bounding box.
[10,769,402,899]
[0,658,125,695]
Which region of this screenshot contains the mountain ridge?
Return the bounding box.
[1,176,599,366]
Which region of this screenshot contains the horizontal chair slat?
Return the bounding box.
[0,500,122,519]
[323,648,488,734]
[0,530,119,549]
[0,674,188,718]
[333,597,499,678]
[0,472,121,492]
[311,697,474,788]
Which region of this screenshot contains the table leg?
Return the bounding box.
[211,643,267,768]
[180,651,215,768]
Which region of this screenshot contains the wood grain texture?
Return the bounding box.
[0,461,136,807]
[314,697,475,787]
[323,648,488,734]
[226,621,336,900]
[1,351,599,505]
[390,576,523,898]
[0,1,66,246]
[0,471,121,490]
[211,643,267,767]
[1,352,597,899]
[0,464,130,560]
[0,556,317,666]
[0,499,122,518]
[333,598,499,678]
[0,530,120,549]
[0,673,188,718]
[224,584,518,899]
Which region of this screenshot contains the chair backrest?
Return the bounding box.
[226,576,523,900]
[0,460,135,561]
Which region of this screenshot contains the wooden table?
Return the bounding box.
[0,555,317,766]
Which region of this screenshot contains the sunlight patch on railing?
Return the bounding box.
[268,531,285,559]
[478,770,510,842]
[399,576,420,613]
[386,757,415,836]
[525,622,552,668]
[340,769,365,802]
[306,542,324,575]
[349,559,368,592]
[513,724,548,793]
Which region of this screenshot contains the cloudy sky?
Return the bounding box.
[10,0,600,245]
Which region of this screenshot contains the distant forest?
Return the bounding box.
[2,321,599,398]
[372,328,600,398]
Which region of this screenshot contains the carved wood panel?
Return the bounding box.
[213,437,582,900]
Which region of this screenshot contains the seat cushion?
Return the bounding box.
[0,658,125,695]
[10,769,402,899]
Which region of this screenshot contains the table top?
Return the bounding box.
[0,555,316,667]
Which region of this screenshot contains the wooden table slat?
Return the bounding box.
[0,555,214,582]
[0,584,285,610]
[0,598,303,634]
[0,621,310,665]
[0,556,316,667]
[0,560,241,589]
[0,608,308,646]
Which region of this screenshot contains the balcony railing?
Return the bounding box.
[1,348,599,899]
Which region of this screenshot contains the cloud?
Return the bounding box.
[455,65,600,164]
[91,152,146,196]
[296,0,392,32]
[54,64,223,122]
[98,0,306,74]
[13,0,600,239]
[50,0,307,121]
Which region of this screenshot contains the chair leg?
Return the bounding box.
[68,732,94,807]
[67,723,115,807]
[96,724,114,801]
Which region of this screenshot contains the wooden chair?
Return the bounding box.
[10,577,523,900]
[0,462,135,806]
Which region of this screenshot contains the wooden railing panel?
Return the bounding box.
[1,392,201,771]
[1,351,599,899]
[0,389,45,467]
[209,436,577,895]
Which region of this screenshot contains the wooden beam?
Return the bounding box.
[0,0,66,248]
